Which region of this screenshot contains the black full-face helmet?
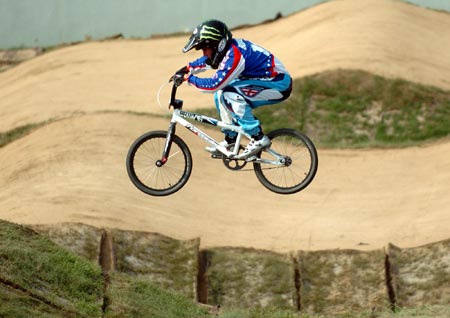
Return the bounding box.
[183,19,232,69]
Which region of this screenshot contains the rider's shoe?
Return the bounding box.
[238,135,271,158]
[205,140,233,155]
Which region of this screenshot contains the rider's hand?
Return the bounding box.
[175,65,190,76]
[170,65,190,85]
[173,73,187,86]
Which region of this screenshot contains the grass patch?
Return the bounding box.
[1,220,449,317]
[297,249,388,314]
[204,248,294,309]
[104,272,209,318]
[273,69,450,147]
[111,229,199,300]
[2,70,450,149]
[0,220,104,317]
[217,305,450,318]
[196,69,450,148]
[388,240,450,308]
[0,110,165,148]
[0,122,48,148]
[31,223,104,264]
[0,285,69,318]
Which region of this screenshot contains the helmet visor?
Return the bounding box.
[183,33,201,53]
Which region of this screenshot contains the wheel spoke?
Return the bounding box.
[126,131,192,196]
[253,129,318,194]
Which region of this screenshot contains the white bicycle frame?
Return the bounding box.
[167,108,287,165]
[159,79,288,166]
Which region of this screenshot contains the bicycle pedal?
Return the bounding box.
[211,154,223,159]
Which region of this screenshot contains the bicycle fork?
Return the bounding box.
[156,122,177,167]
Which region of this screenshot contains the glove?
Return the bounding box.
[170,65,190,85]
[173,73,186,86]
[175,65,189,76]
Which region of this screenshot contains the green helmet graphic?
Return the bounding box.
[183,19,232,69]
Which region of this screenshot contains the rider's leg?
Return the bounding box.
[214,90,238,141]
[221,89,261,136]
[204,91,238,154]
[217,87,271,157]
[237,74,292,108]
[205,89,257,154]
[222,75,292,157]
[205,99,269,158]
[207,75,292,156]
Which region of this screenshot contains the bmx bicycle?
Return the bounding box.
[126,75,318,196]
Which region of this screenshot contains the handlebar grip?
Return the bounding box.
[173,75,184,86]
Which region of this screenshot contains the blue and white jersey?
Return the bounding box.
[186,38,289,93]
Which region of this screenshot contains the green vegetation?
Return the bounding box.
[218,305,450,318]
[111,229,199,300]
[204,248,294,309]
[0,220,208,318]
[388,242,450,307]
[1,220,449,317]
[2,70,450,149]
[0,121,48,148]
[265,69,450,147]
[104,273,209,318]
[298,249,389,314]
[198,69,450,148]
[0,220,104,317]
[1,70,450,317]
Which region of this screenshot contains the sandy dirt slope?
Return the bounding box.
[1,113,449,252]
[1,0,450,252]
[1,0,450,132]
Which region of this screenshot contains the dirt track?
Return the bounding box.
[1,0,449,252]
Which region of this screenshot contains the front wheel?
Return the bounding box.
[253,128,318,194]
[126,130,192,196]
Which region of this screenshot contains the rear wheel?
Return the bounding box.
[253,128,318,194]
[126,130,192,196]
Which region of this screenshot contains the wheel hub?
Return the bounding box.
[281,156,292,166]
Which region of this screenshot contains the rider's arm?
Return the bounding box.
[186,44,245,93]
[188,56,211,74]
